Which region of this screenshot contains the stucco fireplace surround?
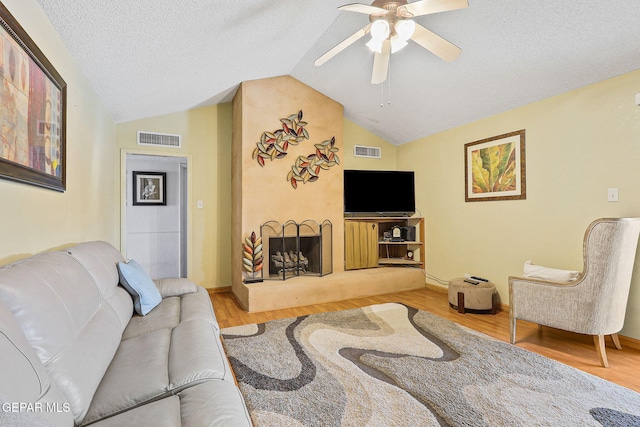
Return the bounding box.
[231,75,424,312]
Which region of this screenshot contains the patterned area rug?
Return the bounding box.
[221,303,640,426]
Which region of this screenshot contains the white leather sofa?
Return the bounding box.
[0,241,252,426]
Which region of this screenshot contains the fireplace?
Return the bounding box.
[260,220,332,280]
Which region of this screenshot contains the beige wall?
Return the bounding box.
[116,104,233,289]
[0,0,117,264]
[398,69,640,339]
[343,119,397,170]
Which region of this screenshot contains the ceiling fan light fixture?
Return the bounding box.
[395,19,415,41]
[370,19,390,41]
[390,34,408,53]
[315,0,468,84]
[366,38,384,53]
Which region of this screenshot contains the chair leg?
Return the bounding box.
[611,333,622,350]
[593,335,609,368]
[510,317,516,344]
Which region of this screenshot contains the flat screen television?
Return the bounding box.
[344,170,415,216]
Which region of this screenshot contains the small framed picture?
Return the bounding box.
[133,171,166,206]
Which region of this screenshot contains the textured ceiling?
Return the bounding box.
[35,0,640,145]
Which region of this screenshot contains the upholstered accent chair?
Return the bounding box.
[509,218,640,367]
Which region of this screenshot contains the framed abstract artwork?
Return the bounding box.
[464,130,526,202]
[133,171,166,206]
[0,3,67,191]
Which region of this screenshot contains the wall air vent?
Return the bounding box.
[137,131,181,148]
[353,145,381,159]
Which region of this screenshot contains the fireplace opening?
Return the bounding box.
[260,219,332,280]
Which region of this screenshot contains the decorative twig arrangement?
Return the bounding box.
[252,110,339,189]
[242,231,263,282]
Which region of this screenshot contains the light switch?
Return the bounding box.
[197,200,204,209]
[607,188,619,202]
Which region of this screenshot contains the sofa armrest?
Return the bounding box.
[153,278,198,298]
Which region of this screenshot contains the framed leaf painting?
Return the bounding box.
[0,2,67,191]
[464,130,526,202]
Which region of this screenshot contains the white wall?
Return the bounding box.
[125,154,185,279]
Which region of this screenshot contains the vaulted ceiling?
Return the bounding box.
[36,0,640,145]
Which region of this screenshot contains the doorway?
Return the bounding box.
[123,153,189,279]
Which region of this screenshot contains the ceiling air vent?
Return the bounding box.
[137,131,181,148]
[353,145,381,159]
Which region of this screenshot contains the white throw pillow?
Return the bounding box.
[523,260,579,283]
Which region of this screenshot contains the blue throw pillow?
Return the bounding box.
[117,259,162,315]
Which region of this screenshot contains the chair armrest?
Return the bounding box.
[508,275,588,332]
[508,275,580,288]
[153,277,198,298]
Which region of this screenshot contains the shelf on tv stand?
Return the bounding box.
[378,258,422,266]
[344,217,425,270]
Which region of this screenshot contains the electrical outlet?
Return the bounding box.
[607,188,619,202]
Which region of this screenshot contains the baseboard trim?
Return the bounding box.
[425,281,447,294]
[207,286,231,295]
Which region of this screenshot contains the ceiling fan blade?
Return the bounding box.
[315,24,371,66]
[411,22,461,62]
[338,3,389,15]
[371,39,391,84]
[400,0,468,17]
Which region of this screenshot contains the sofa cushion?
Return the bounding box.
[0,252,125,422]
[87,396,180,427]
[88,382,251,427]
[154,277,197,298]
[179,287,221,330]
[0,300,74,427]
[82,329,171,424]
[178,381,252,426]
[67,241,133,331]
[66,241,125,301]
[122,286,220,340]
[121,297,181,340]
[169,319,233,389]
[83,292,233,424]
[117,259,162,315]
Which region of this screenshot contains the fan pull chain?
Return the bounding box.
[387,62,392,106]
[380,63,392,108]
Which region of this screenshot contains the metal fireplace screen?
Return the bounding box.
[260,219,332,280]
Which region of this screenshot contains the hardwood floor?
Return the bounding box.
[211,288,640,393]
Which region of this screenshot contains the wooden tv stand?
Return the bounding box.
[344,216,425,270]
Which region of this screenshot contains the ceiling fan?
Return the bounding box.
[315,0,468,84]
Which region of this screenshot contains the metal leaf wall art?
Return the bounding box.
[251,110,339,189]
[286,137,339,189]
[252,110,309,167]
